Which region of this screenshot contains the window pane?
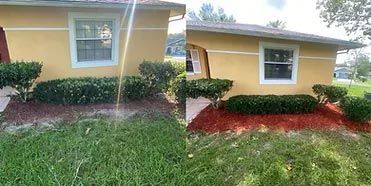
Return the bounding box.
[76,39,112,62]
[186,50,193,72]
[75,20,113,39]
[264,48,293,63]
[186,60,194,72]
[264,64,292,79]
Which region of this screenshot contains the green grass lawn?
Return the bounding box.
[186,130,371,186]
[0,115,187,185]
[332,81,371,97]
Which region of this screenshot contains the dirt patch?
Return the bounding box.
[3,97,179,125]
[188,103,371,133]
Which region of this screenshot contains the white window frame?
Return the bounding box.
[68,12,120,68]
[188,49,202,75]
[259,42,299,85]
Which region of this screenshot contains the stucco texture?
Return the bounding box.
[0,6,170,81]
[187,30,337,98]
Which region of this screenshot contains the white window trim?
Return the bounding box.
[189,49,202,74]
[259,42,299,85]
[68,12,120,68]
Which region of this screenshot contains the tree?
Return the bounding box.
[188,3,236,23]
[317,0,371,40]
[266,20,286,29]
[356,54,370,78]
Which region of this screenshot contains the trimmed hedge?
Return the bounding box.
[169,72,187,104]
[225,95,318,114]
[0,61,42,102]
[340,96,371,123]
[187,78,233,109]
[33,76,149,105]
[138,61,177,94]
[313,84,347,103]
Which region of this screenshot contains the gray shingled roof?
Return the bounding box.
[0,0,185,14]
[187,21,364,50]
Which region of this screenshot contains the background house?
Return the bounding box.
[0,0,185,81]
[186,21,364,97]
[333,67,351,79]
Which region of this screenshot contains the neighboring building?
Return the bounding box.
[186,21,364,98]
[0,0,185,81]
[166,33,185,57]
[333,67,351,79]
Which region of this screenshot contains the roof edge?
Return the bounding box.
[0,1,185,11]
[187,22,365,50]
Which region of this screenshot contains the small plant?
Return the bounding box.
[312,84,347,104]
[138,61,177,94]
[225,95,318,114]
[169,72,187,105]
[340,96,371,123]
[0,61,42,102]
[187,78,233,109]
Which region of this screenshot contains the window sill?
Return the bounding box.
[260,79,297,85]
[72,60,118,68]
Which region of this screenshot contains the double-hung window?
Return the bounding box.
[259,42,299,84]
[68,13,120,68]
[186,49,201,75]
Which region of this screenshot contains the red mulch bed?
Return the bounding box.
[188,103,371,133]
[3,97,177,124]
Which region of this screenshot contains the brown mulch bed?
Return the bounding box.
[3,97,179,124]
[188,103,371,133]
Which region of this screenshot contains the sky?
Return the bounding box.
[165,0,371,64]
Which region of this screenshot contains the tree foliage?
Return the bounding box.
[188,3,236,23]
[355,54,370,78]
[317,0,371,40]
[266,20,287,29]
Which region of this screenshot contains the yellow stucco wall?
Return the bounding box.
[0,6,170,81]
[187,30,337,98]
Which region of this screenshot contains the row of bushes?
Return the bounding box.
[0,61,185,105]
[33,76,149,105]
[225,95,318,114]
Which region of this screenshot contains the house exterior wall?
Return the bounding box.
[0,6,170,81]
[187,30,338,98]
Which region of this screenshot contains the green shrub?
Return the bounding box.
[169,72,187,104]
[33,76,149,105]
[0,61,42,102]
[170,61,186,76]
[187,78,233,109]
[312,84,347,103]
[121,76,149,101]
[359,76,367,83]
[340,96,371,123]
[138,61,177,94]
[225,95,318,114]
